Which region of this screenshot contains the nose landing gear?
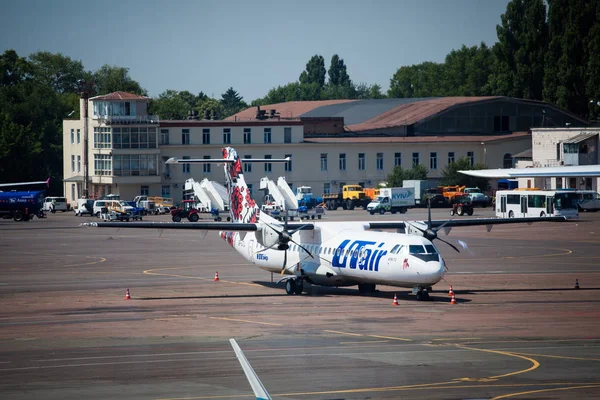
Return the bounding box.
[415,288,430,301]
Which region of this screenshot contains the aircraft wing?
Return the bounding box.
[459,165,600,178]
[82,221,314,231]
[0,178,50,188]
[230,339,272,400]
[368,216,567,230]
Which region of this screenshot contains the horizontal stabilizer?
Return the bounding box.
[230,339,272,400]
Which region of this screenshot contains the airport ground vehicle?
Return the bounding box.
[93,200,134,217]
[463,187,490,207]
[150,197,174,214]
[183,178,229,213]
[322,184,371,210]
[132,196,156,214]
[495,189,579,219]
[367,187,415,215]
[449,195,474,216]
[42,196,68,212]
[74,199,95,216]
[576,190,600,212]
[0,190,45,221]
[422,188,448,207]
[171,200,226,222]
[440,185,466,203]
[295,185,323,209]
[403,180,437,206]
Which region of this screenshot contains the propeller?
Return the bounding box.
[408,196,463,253]
[255,215,314,274]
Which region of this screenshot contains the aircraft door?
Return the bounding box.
[520,196,528,216]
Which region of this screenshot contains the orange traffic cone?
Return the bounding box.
[214,271,219,281]
[392,293,399,306]
[450,294,456,305]
[574,279,580,289]
[125,288,131,300]
[448,285,454,297]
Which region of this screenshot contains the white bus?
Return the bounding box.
[496,189,579,219]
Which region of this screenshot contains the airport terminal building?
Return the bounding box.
[63,93,587,204]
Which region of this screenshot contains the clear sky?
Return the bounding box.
[1,0,510,102]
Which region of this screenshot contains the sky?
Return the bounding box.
[1,0,511,102]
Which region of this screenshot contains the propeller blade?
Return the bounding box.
[280,249,287,275]
[255,242,278,254]
[457,239,473,255]
[432,217,454,234]
[291,239,314,258]
[427,197,432,230]
[437,236,460,253]
[288,223,312,236]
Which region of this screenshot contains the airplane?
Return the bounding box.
[459,164,600,178]
[84,147,567,300]
[0,177,50,189]
[230,339,271,400]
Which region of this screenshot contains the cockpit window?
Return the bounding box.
[409,245,425,255]
[424,245,438,254]
[409,244,439,262]
[391,244,400,254]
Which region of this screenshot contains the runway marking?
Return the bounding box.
[432,337,481,341]
[456,344,540,379]
[209,316,281,326]
[143,265,262,287]
[324,330,363,337]
[340,340,389,344]
[507,351,600,362]
[324,330,411,341]
[490,384,600,399]
[367,334,412,342]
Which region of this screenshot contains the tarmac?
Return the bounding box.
[0,208,599,399]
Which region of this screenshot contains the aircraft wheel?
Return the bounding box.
[294,279,303,295]
[416,290,428,301]
[285,279,296,295]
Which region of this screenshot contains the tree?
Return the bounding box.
[28,51,89,94]
[93,64,146,96]
[220,87,246,118]
[444,43,494,96]
[490,0,547,99]
[386,164,428,187]
[299,55,326,87]
[388,62,446,98]
[328,54,351,86]
[438,157,489,189]
[149,90,189,120]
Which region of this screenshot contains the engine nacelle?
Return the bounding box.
[256,223,280,249]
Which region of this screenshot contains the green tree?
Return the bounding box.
[439,157,489,189]
[328,54,350,86]
[490,0,547,99]
[388,62,446,98]
[299,55,326,87]
[93,64,146,96]
[28,51,89,94]
[386,164,428,187]
[149,90,189,120]
[220,87,246,117]
[444,43,494,96]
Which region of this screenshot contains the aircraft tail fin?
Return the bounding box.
[221,147,260,223]
[230,339,272,400]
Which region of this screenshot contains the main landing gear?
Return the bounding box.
[285,277,304,295]
[415,288,430,301]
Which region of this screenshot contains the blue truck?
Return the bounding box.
[0,190,45,221]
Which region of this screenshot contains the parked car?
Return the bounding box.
[92,200,134,217]
[74,199,95,216]
[577,190,600,212]
[42,197,68,213]
[449,195,473,216]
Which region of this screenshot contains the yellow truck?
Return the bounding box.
[322,184,372,210]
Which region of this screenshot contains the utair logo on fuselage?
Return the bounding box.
[256,254,269,261]
[332,239,387,271]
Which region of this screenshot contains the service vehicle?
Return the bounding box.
[440,185,466,203]
[403,180,438,206]
[367,187,415,215]
[463,187,490,207]
[93,200,134,217]
[132,196,156,214]
[322,184,371,210]
[42,196,68,212]
[0,190,45,221]
[295,186,323,209]
[449,195,474,216]
[150,196,174,214]
[576,190,600,212]
[495,189,579,219]
[74,199,95,216]
[171,200,226,222]
[422,187,448,207]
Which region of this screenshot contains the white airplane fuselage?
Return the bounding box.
[224,220,446,289]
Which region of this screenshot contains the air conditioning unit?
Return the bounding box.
[164,173,171,179]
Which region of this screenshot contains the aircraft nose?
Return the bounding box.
[420,260,445,283]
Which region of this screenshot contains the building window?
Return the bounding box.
[321,153,328,171]
[284,154,292,172]
[112,127,156,149]
[141,185,149,196]
[264,128,272,144]
[71,155,75,172]
[160,129,170,145]
[182,156,190,173]
[412,152,420,166]
[358,153,366,170]
[202,128,210,144]
[77,155,81,172]
[112,154,157,176]
[244,155,252,172]
[284,127,292,143]
[394,152,401,167]
[93,154,112,176]
[448,151,455,164]
[77,129,80,144]
[430,152,437,169]
[93,127,111,148]
[467,151,474,166]
[223,128,231,144]
[376,153,384,170]
[243,128,251,144]
[503,153,513,168]
[339,153,346,170]
[323,182,331,195]
[70,129,74,144]
[264,155,272,172]
[182,129,190,145]
[247,183,253,197]
[203,156,211,173]
[161,185,171,197]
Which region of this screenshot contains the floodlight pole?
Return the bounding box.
[78,80,94,199]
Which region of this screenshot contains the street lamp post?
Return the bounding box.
[481,142,486,166]
[77,80,95,199]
